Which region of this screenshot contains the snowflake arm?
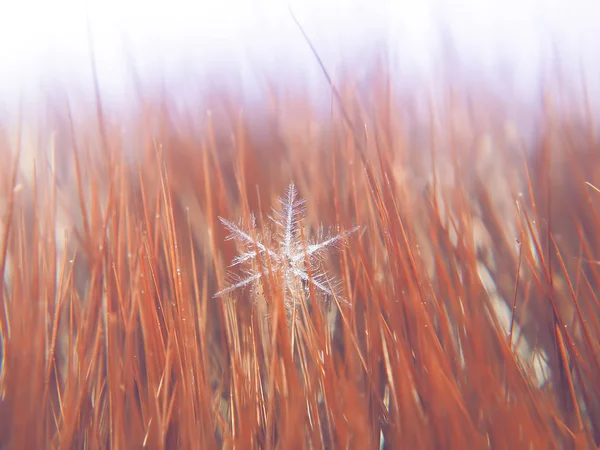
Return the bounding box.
[214,272,263,298]
[291,267,334,296]
[270,184,306,259]
[292,225,360,264]
[218,216,278,262]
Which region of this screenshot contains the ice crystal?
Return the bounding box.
[215,183,359,316]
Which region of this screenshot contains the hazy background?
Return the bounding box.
[0,0,598,115]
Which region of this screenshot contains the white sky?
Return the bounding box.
[0,0,598,113]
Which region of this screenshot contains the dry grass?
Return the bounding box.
[0,59,600,449]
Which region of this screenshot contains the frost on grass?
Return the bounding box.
[215,183,359,317]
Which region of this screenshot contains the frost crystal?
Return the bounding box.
[215,183,358,316]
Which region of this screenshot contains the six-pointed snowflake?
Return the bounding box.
[215,183,358,315]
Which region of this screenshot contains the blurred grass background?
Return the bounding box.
[1,5,600,448]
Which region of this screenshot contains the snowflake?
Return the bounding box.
[215,183,359,315]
